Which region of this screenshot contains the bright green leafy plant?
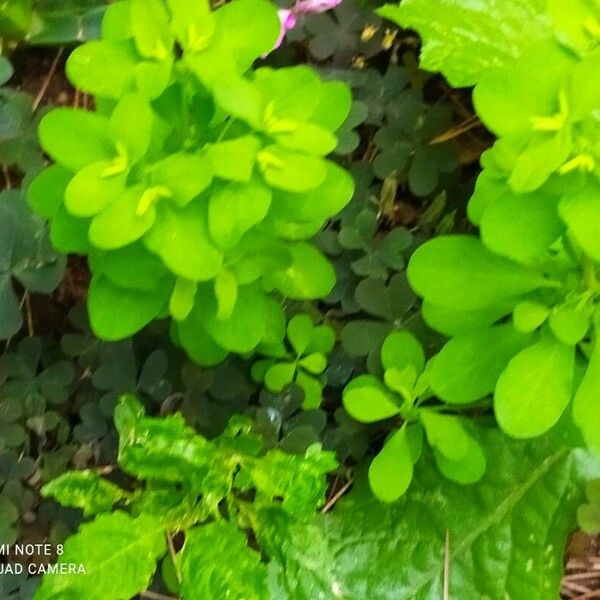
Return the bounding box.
[251,313,335,409]
[29,0,353,365]
[382,0,600,452]
[36,394,336,599]
[343,330,485,501]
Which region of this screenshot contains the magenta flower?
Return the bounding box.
[272,0,343,50]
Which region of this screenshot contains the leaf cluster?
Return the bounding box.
[36,394,337,599]
[29,0,354,367]
[384,0,600,450]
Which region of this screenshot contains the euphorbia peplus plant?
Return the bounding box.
[383,0,600,452]
[28,0,354,366]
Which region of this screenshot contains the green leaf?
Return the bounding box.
[473,40,575,137]
[0,57,14,86]
[287,314,314,355]
[422,300,512,336]
[508,131,572,193]
[250,444,336,516]
[208,178,271,250]
[265,362,296,392]
[89,186,156,249]
[149,152,214,206]
[214,268,238,320]
[298,353,327,374]
[273,431,596,599]
[39,109,113,172]
[433,437,486,485]
[408,235,551,311]
[209,135,261,182]
[130,0,173,60]
[431,325,531,404]
[381,330,425,374]
[34,512,166,600]
[179,522,268,600]
[310,80,352,131]
[109,93,154,162]
[0,275,21,340]
[197,283,267,353]
[419,411,470,461]
[258,145,327,193]
[369,427,414,502]
[66,40,139,99]
[90,243,169,291]
[573,326,600,453]
[88,275,170,340]
[495,334,574,438]
[296,371,324,409]
[143,200,223,281]
[168,0,214,51]
[559,183,600,261]
[480,189,564,264]
[264,242,335,299]
[378,0,551,87]
[214,0,280,71]
[513,301,550,333]
[27,164,72,219]
[41,470,127,517]
[549,306,590,345]
[169,277,197,321]
[65,161,127,218]
[343,374,400,423]
[268,161,354,225]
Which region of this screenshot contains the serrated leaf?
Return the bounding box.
[41,470,127,517]
[34,512,166,600]
[378,0,551,87]
[179,522,267,600]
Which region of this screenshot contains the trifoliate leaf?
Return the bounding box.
[265,362,296,392]
[258,145,327,193]
[287,314,314,355]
